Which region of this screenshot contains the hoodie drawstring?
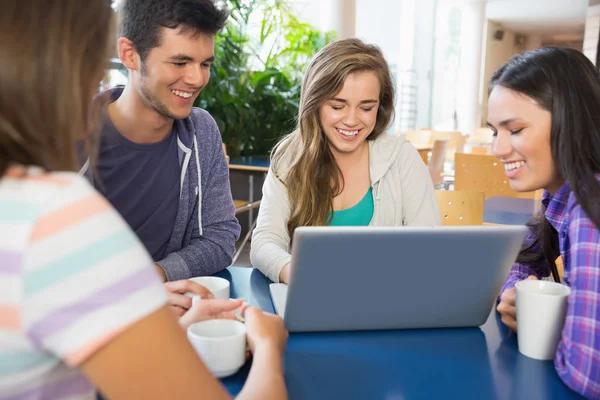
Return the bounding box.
[193,136,203,238]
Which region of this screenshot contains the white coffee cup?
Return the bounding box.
[186,276,230,299]
[516,280,571,360]
[187,319,247,378]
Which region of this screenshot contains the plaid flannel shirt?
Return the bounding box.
[500,183,600,399]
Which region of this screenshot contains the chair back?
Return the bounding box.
[431,131,466,162]
[454,153,541,199]
[428,140,449,187]
[469,146,489,155]
[468,127,494,145]
[222,143,230,164]
[435,190,485,226]
[405,130,433,148]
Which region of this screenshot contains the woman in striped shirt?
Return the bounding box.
[0,0,287,399]
[489,47,600,399]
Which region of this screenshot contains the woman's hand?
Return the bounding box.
[178,298,245,330]
[243,307,288,354]
[279,263,291,284]
[497,275,539,332]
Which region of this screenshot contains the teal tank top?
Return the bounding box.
[328,188,374,226]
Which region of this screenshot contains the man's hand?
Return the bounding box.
[164,280,214,317]
[154,264,167,282]
[497,275,539,332]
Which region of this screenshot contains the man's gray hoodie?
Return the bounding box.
[81,88,240,280]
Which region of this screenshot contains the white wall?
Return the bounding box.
[356,0,434,132]
[355,0,403,63]
[480,21,523,124]
[525,34,543,50]
[319,0,356,39]
[457,0,486,135]
[292,0,437,131]
[583,4,600,65]
[413,0,436,130]
[542,39,584,50]
[290,0,320,27]
[293,0,405,67]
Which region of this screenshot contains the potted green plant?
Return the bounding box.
[195,0,334,157]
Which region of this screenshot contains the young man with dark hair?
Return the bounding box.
[82,0,240,310]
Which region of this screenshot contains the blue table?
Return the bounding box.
[484,196,537,225]
[216,267,581,400]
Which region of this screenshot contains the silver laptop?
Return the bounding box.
[269,225,527,332]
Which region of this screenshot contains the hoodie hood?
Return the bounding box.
[368,133,408,185]
[272,132,408,186]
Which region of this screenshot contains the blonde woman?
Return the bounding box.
[251,38,441,283]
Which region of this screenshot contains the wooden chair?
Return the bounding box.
[419,149,429,165]
[468,127,494,146]
[431,131,467,163]
[222,143,230,164]
[469,146,489,155]
[435,190,485,226]
[454,153,542,199]
[428,140,449,188]
[223,144,262,265]
[405,130,432,148]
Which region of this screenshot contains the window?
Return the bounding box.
[430,3,462,131]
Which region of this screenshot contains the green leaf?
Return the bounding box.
[193,0,333,156]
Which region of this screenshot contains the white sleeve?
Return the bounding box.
[398,142,442,226]
[250,169,293,282]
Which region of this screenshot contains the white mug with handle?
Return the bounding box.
[187,319,247,378]
[185,276,230,299]
[516,279,571,360]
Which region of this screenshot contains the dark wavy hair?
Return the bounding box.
[121,0,229,62]
[490,47,600,281]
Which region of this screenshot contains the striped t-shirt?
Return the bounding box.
[0,167,168,399]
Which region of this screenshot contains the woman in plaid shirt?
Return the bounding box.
[488,47,600,399]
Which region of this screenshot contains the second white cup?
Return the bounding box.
[187,319,247,378]
[186,276,230,299]
[516,279,571,360]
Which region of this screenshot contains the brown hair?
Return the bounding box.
[0,0,114,176]
[491,47,600,282]
[271,38,395,237]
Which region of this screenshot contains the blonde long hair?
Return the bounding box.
[0,0,114,176]
[271,38,395,237]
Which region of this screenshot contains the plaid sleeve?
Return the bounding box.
[499,228,547,297]
[554,204,600,399]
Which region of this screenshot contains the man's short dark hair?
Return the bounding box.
[121,0,229,62]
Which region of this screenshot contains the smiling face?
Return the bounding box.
[487,85,562,193]
[132,27,215,120]
[318,70,380,157]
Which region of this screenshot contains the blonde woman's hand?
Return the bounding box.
[279,263,291,284]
